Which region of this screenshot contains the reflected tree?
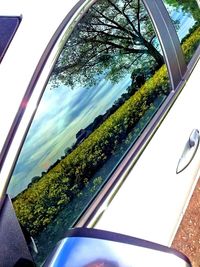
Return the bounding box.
[52,0,164,88]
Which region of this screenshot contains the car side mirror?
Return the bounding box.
[44,228,192,267]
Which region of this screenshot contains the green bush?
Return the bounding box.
[182,26,200,62]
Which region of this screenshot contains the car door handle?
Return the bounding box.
[176,129,200,174]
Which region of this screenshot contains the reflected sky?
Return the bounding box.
[9,75,131,197]
[165,4,196,41]
[172,11,195,41]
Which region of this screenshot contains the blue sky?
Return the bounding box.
[166,4,196,41]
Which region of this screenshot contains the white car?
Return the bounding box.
[0,0,200,266]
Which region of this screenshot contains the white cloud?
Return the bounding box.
[10,74,132,196]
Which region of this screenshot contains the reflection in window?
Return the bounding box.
[8,0,170,265]
[163,0,200,62]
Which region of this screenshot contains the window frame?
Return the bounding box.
[0,0,199,233]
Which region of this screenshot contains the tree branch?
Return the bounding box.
[91,5,137,40]
[86,38,147,54]
[137,0,141,34]
[82,28,132,43]
[53,46,112,76]
[107,0,138,34]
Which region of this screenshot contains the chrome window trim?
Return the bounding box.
[0,0,199,229]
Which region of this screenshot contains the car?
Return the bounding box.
[0,0,199,266]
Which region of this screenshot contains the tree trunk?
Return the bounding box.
[147,44,164,67]
[143,38,164,68]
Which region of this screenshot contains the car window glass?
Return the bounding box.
[162,0,200,63]
[7,0,171,265]
[0,16,21,62]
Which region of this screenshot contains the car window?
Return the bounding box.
[7,0,171,265]
[162,0,200,63]
[0,16,21,62]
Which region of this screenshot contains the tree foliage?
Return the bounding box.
[182,26,200,62]
[51,0,164,88]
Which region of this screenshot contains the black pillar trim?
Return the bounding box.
[0,195,34,267]
[143,0,187,90]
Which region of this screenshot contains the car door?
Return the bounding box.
[0,0,199,266]
[93,0,200,246]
